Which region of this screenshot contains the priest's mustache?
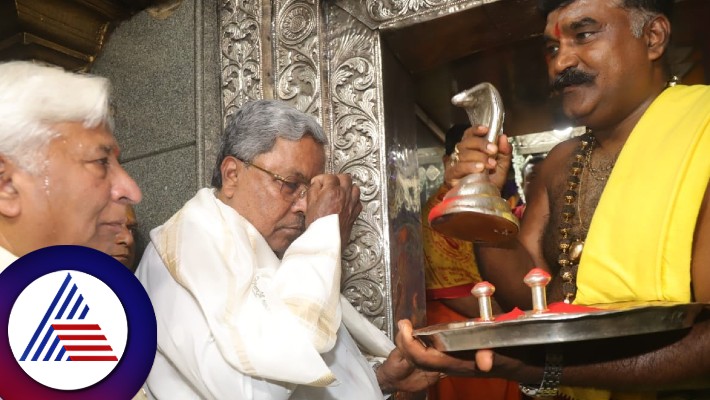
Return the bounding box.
[551,68,596,93]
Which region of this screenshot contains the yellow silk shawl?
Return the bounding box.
[560,85,710,400]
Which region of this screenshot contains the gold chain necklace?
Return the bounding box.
[584,137,618,181]
[577,136,617,232]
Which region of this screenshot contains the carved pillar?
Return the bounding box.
[220,1,264,113]
[273,0,322,118]
[324,4,395,333]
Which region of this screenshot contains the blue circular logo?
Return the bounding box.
[0,245,156,399]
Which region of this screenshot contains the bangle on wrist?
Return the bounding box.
[519,350,563,397]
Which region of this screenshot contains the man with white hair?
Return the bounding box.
[0,60,145,399]
[0,61,141,273]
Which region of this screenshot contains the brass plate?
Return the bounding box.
[414,302,709,352]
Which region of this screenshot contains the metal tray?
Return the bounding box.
[414,301,709,352]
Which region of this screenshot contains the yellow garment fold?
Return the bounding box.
[562,85,710,400]
[578,85,710,304]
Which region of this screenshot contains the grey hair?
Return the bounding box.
[627,6,660,38]
[0,61,113,174]
[211,100,328,188]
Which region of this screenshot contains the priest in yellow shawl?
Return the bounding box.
[396,0,710,399]
[136,100,439,399]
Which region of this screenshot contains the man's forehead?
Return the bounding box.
[53,123,119,155]
[283,161,324,182]
[261,136,325,176]
[78,137,120,159]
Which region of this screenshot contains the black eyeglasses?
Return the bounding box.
[239,158,310,201]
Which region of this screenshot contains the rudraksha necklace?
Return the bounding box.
[559,77,678,303]
[558,132,594,304]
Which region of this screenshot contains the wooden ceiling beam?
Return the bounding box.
[0,0,156,71]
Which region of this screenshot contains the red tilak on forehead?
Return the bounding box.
[554,23,561,38]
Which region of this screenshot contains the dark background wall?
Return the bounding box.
[92,1,222,256]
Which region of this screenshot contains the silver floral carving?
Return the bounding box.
[274,0,321,117]
[342,277,387,329]
[366,0,450,21]
[335,0,490,31]
[279,2,315,43]
[220,0,263,118]
[326,5,390,332]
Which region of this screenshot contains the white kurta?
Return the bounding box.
[136,188,392,399]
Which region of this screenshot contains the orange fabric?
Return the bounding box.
[422,184,482,292]
[426,301,522,400]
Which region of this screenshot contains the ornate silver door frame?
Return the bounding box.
[218,0,501,337]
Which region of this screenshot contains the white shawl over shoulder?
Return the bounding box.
[150,188,343,386]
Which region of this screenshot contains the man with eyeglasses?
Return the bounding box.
[136,100,438,399]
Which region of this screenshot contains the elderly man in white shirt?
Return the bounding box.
[0,61,145,399]
[136,99,438,399]
[0,61,141,274]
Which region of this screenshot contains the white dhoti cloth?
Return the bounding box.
[137,188,393,399]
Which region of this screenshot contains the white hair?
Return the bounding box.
[0,61,113,174]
